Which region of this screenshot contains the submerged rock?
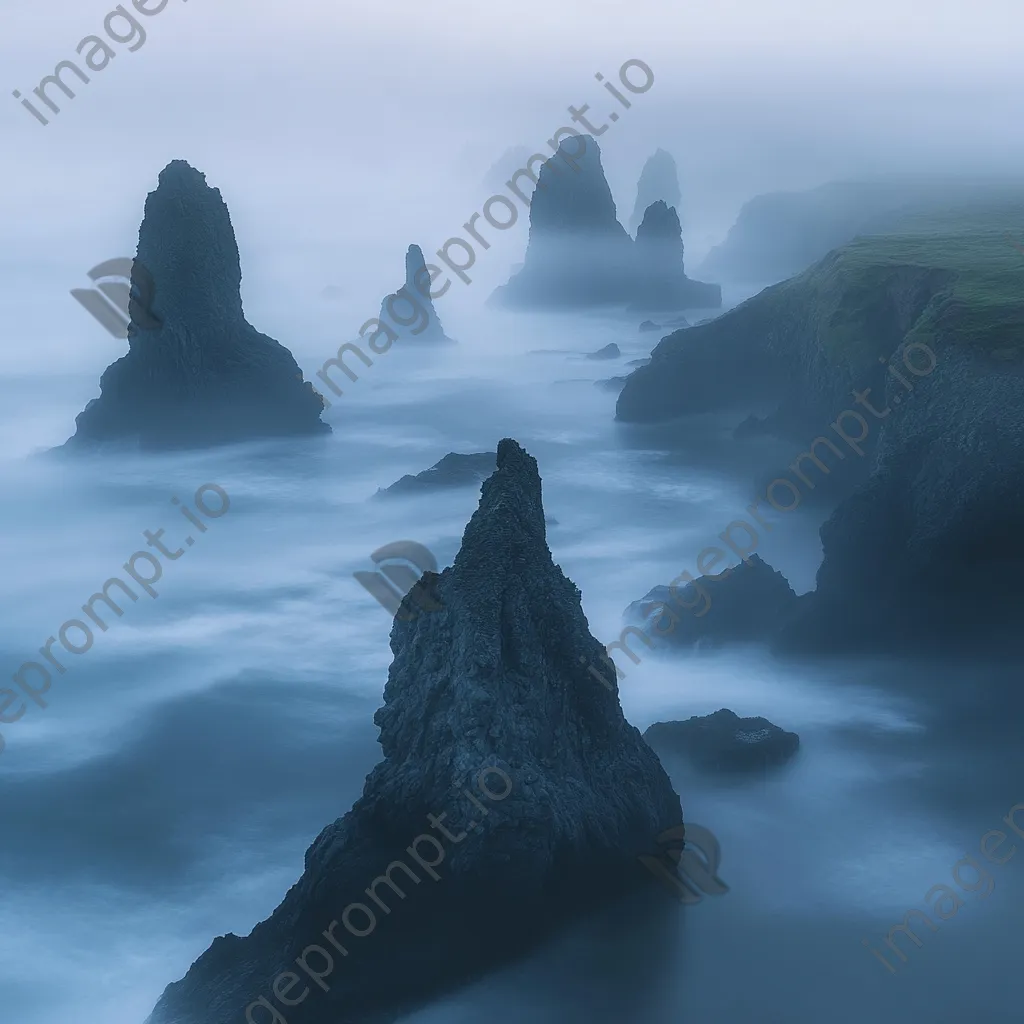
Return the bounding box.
[629,149,682,236]
[644,709,800,774]
[376,452,496,498]
[145,438,683,1024]
[62,160,329,451]
[625,555,800,649]
[378,244,452,343]
[640,315,690,334]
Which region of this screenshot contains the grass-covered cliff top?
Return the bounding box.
[777,198,1024,366]
[617,198,1024,424]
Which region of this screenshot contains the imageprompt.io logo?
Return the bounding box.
[71,258,160,338]
[638,823,729,903]
[354,541,444,622]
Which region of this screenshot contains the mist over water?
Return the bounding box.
[3,1,1024,1021]
[0,302,1020,1023]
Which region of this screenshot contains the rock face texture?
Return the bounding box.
[375,452,496,498]
[62,160,329,451]
[644,710,800,774]
[620,212,1024,653]
[625,555,800,649]
[378,244,452,343]
[629,149,682,237]
[145,438,683,1024]
[616,240,959,428]
[490,136,635,308]
[631,201,722,311]
[775,337,1024,654]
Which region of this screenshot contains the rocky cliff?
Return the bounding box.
[629,149,682,237]
[616,237,961,428]
[145,438,683,1024]
[776,332,1024,653]
[622,208,1024,653]
[378,244,452,343]
[696,176,1024,287]
[62,161,329,450]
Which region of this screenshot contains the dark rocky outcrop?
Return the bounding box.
[62,161,329,451]
[774,336,1024,655]
[375,452,495,498]
[621,207,1024,655]
[586,343,621,360]
[145,439,683,1024]
[644,710,800,774]
[378,245,452,343]
[616,238,962,428]
[490,139,721,312]
[595,376,628,392]
[630,201,721,311]
[629,149,682,237]
[625,555,800,649]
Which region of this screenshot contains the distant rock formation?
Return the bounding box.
[640,315,689,333]
[644,710,800,774]
[489,135,636,308]
[695,176,1024,286]
[145,438,683,1024]
[379,244,452,343]
[625,555,800,649]
[586,343,621,360]
[630,201,721,311]
[482,145,538,194]
[629,149,682,236]
[61,161,329,451]
[375,452,496,498]
[490,137,720,312]
[595,376,628,392]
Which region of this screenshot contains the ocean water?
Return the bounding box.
[1,301,1022,1024]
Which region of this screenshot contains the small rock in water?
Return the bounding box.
[376,451,496,497]
[644,709,800,774]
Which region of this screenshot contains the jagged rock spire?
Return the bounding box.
[629,149,682,236]
[490,135,636,307]
[62,160,329,450]
[145,438,682,1024]
[378,244,451,343]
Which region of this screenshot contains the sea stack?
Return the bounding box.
[145,438,683,1024]
[62,161,329,450]
[489,135,636,307]
[629,149,682,236]
[378,244,452,343]
[630,202,723,311]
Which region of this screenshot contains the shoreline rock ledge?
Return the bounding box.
[145,438,683,1024]
[62,160,330,451]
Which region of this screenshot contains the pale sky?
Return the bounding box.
[1,0,1021,371]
